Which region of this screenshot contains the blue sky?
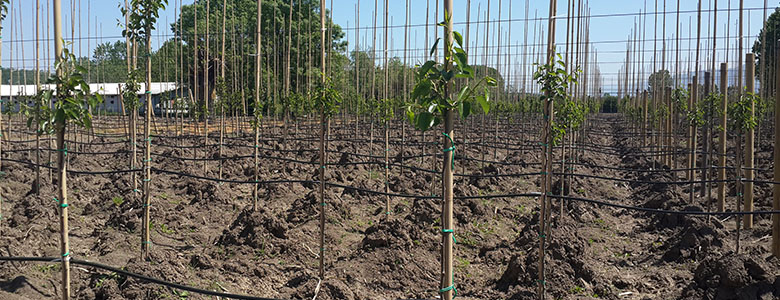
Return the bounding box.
[1,0,775,94]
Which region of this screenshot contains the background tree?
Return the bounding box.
[647,69,673,97]
[174,0,346,111]
[752,7,780,93]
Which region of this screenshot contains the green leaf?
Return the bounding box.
[453,31,464,48]
[419,60,436,76]
[485,76,498,87]
[458,101,472,119]
[412,81,432,101]
[477,94,490,114]
[429,38,441,57]
[415,111,434,131]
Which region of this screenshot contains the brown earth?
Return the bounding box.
[0,114,778,300]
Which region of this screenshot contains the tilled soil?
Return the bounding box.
[0,114,779,300]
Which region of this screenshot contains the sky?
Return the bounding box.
[1,0,776,94]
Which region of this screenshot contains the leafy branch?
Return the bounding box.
[405,13,497,132]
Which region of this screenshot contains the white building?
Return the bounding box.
[0,82,183,114]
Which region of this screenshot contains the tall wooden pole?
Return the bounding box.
[219,0,227,180]
[383,0,390,216]
[440,4,455,300]
[539,0,557,299]
[318,0,327,280]
[743,53,755,228]
[52,0,70,298]
[771,40,780,257]
[141,0,153,260]
[204,0,211,172]
[34,0,40,195]
[718,62,728,212]
[253,0,261,212]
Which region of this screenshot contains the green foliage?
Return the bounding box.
[123,70,142,112]
[647,70,672,96]
[0,0,9,31]
[215,77,243,116]
[112,196,125,207]
[671,87,690,115]
[121,0,168,41]
[552,100,586,146]
[696,92,724,127]
[31,44,103,134]
[314,76,341,118]
[284,92,310,120]
[728,91,759,133]
[752,7,780,87]
[533,55,579,105]
[406,16,496,132]
[533,54,580,145]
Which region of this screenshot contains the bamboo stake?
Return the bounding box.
[219,0,227,181]
[253,0,262,212]
[771,40,780,257]
[383,0,390,217]
[204,0,210,173]
[35,0,40,195]
[440,5,455,300]
[318,0,327,280]
[142,0,153,260]
[539,1,558,298]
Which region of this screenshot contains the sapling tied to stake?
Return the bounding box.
[31,42,103,300]
[405,12,496,299]
[122,0,168,260]
[532,53,579,298]
[314,75,341,279]
[728,90,759,254]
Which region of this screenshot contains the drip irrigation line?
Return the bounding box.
[551,194,780,216]
[555,171,732,185]
[0,257,283,300]
[2,158,141,175]
[2,148,130,156]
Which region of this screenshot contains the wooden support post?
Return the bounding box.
[441,4,455,300]
[743,53,755,228]
[642,90,648,147]
[772,40,780,257]
[52,0,70,299]
[717,62,728,212]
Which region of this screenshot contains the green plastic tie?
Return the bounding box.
[441,229,457,244]
[143,158,152,162]
[144,137,152,141]
[537,279,546,285]
[141,241,152,245]
[61,252,70,257]
[53,197,68,208]
[133,189,140,193]
[438,275,458,298]
[56,145,68,155]
[441,133,456,170]
[143,204,152,207]
[143,179,151,182]
[737,193,743,196]
[320,202,327,206]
